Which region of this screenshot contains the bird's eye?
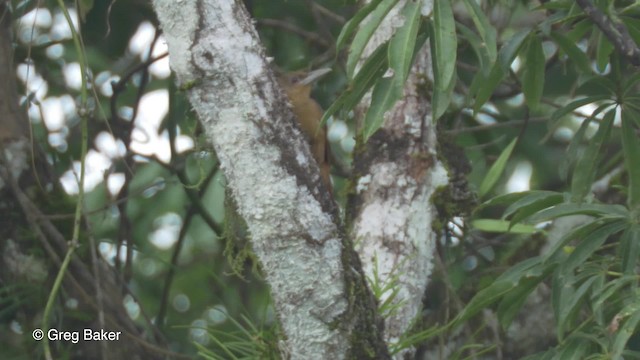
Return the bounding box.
[290,74,305,84]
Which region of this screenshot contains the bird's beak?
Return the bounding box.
[298,68,332,86]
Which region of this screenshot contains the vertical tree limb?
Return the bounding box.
[151,1,389,358]
[348,1,447,358]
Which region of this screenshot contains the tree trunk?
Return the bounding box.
[152,1,389,358]
[348,1,446,358]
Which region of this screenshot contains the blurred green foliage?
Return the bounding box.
[6,0,640,358]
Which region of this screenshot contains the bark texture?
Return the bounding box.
[152,1,388,358]
[349,1,446,358]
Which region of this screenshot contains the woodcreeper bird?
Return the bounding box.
[278,68,332,190]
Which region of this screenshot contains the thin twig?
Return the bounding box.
[311,2,346,24]
[83,218,108,360]
[576,0,640,66]
[446,117,548,135]
[157,162,220,327]
[258,18,331,48]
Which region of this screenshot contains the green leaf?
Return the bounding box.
[478,138,517,197]
[620,225,640,275]
[432,0,457,91]
[527,203,628,224]
[550,31,592,74]
[612,309,640,359]
[621,72,640,98]
[562,222,624,273]
[521,35,545,110]
[336,0,385,51]
[497,273,550,329]
[543,97,612,145]
[346,0,399,78]
[556,276,599,340]
[522,349,556,360]
[621,107,640,209]
[571,109,615,202]
[457,22,493,76]
[470,29,529,112]
[555,338,591,360]
[504,191,564,228]
[544,219,627,263]
[431,64,456,121]
[477,191,548,211]
[549,95,610,124]
[498,29,531,71]
[566,18,593,42]
[595,30,614,73]
[362,76,400,140]
[469,63,503,113]
[321,42,389,126]
[622,16,640,49]
[472,219,538,234]
[559,116,592,181]
[591,275,638,311]
[581,75,618,96]
[461,0,497,66]
[388,0,422,90]
[455,257,545,325]
[340,16,428,140]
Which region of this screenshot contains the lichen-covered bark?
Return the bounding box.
[349,0,446,358]
[152,1,388,358]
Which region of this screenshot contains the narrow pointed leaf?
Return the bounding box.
[321,42,389,126]
[461,0,497,65]
[621,107,640,209]
[556,338,590,360]
[455,257,545,325]
[571,109,615,202]
[563,222,625,273]
[557,276,599,338]
[346,0,399,78]
[592,275,638,311]
[521,35,545,109]
[432,64,456,120]
[432,0,457,90]
[471,29,529,111]
[498,29,530,71]
[362,76,399,140]
[620,225,640,275]
[388,0,421,89]
[559,116,592,181]
[527,203,628,223]
[457,22,493,76]
[472,219,537,234]
[612,309,640,359]
[544,219,626,263]
[595,31,614,73]
[336,0,385,51]
[551,31,592,74]
[477,191,548,211]
[478,138,517,197]
[550,96,611,124]
[497,272,551,329]
[470,64,504,113]
[504,192,564,227]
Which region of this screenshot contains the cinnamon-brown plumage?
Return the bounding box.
[278,69,331,190]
